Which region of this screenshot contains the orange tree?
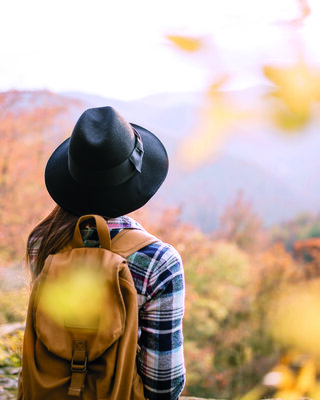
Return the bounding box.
[0,91,80,263]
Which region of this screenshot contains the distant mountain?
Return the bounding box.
[161,155,308,232]
[2,88,319,231]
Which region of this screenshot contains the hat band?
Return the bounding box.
[68,130,144,188]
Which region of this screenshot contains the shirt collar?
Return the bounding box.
[106,215,144,231]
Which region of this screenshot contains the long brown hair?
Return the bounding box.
[26,205,79,280]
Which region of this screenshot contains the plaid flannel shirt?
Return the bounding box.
[83,216,186,400]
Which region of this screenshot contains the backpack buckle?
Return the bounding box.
[71,340,87,373]
[71,355,87,372]
[69,340,88,396]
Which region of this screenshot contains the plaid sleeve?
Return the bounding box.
[135,243,186,400]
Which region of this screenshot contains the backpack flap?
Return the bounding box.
[34,216,130,362]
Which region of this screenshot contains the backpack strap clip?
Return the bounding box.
[68,340,87,397]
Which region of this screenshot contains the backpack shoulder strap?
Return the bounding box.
[111,229,158,258]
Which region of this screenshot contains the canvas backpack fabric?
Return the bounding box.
[17,215,157,400]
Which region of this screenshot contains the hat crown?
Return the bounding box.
[45,106,169,217]
[69,107,135,170]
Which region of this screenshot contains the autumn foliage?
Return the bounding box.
[0,91,82,263]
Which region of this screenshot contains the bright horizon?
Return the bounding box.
[1,0,320,100]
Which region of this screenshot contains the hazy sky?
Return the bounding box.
[1,0,320,99]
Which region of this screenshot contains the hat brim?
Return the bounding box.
[45,124,168,217]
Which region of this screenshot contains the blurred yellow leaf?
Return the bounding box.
[269,283,320,355]
[241,354,319,400]
[272,106,309,131]
[295,358,316,394]
[166,35,203,52]
[274,389,303,400]
[237,385,264,400]
[264,61,320,117]
[178,78,249,169]
[310,382,320,399]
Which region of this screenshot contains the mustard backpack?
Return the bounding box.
[17,214,157,400]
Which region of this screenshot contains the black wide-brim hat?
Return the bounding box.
[45,106,168,217]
